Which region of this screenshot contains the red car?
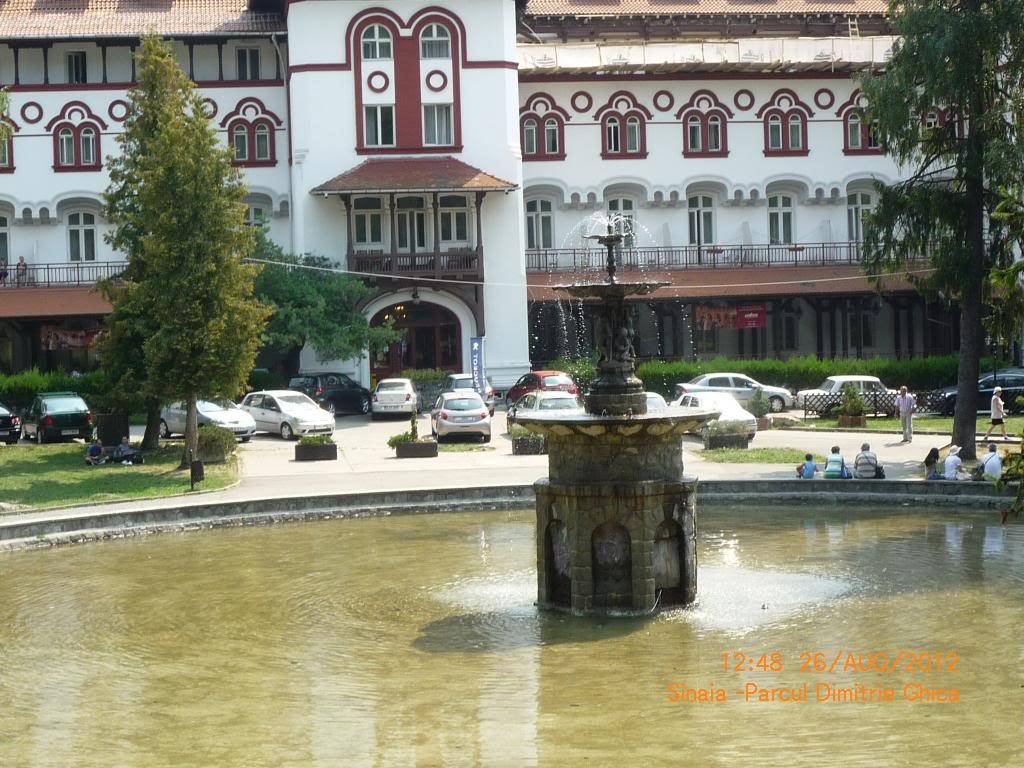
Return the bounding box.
[504,370,578,408]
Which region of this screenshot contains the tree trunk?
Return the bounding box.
[141,397,161,450]
[181,395,199,469]
[953,280,982,460]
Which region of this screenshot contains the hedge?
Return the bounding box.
[0,368,110,411]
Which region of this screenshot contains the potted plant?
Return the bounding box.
[837,384,867,428]
[388,410,438,458]
[702,419,750,450]
[748,388,772,431]
[295,433,338,462]
[510,424,546,455]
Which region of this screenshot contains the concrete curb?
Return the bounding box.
[0,480,1012,552]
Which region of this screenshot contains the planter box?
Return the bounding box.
[756,416,772,431]
[703,434,749,450]
[295,443,338,462]
[838,415,867,428]
[512,435,547,455]
[396,440,438,458]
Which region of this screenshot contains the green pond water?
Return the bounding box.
[0,506,1022,767]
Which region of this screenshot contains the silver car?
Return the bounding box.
[372,378,418,418]
[160,400,256,441]
[445,373,496,416]
[240,390,335,440]
[507,391,585,421]
[430,391,491,442]
[675,373,793,412]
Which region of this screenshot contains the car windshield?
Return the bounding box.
[816,380,834,391]
[43,396,88,412]
[198,400,235,414]
[377,382,408,391]
[277,394,318,408]
[448,378,474,389]
[0,404,10,416]
[444,398,482,411]
[288,378,311,387]
[687,375,705,384]
[539,397,578,410]
[543,375,573,387]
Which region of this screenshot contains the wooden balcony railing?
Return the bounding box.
[526,242,881,273]
[0,261,127,289]
[349,248,482,279]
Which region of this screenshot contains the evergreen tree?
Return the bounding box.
[859,0,1024,459]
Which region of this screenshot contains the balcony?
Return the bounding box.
[525,242,875,273]
[349,249,483,281]
[0,261,126,289]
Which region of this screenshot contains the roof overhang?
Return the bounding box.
[311,157,518,196]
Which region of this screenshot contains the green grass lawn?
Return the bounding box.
[0,444,237,512]
[700,447,825,464]
[438,442,495,453]
[783,414,1024,435]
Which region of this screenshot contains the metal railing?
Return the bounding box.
[801,390,952,418]
[526,242,888,273]
[349,249,482,279]
[0,261,126,289]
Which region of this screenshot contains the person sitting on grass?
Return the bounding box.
[84,440,104,466]
[943,445,969,481]
[977,444,1003,481]
[796,453,818,479]
[854,442,884,479]
[823,445,847,479]
[113,436,144,465]
[924,447,942,480]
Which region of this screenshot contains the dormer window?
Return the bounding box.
[421,24,451,59]
[236,48,261,81]
[362,25,393,60]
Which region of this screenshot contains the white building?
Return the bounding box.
[0,0,959,385]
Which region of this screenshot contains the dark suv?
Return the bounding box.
[288,372,372,416]
[20,391,94,444]
[0,401,21,445]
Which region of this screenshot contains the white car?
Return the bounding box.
[507,390,585,421]
[240,390,335,440]
[645,392,668,412]
[795,375,895,409]
[371,378,418,418]
[675,373,794,412]
[672,391,757,440]
[160,400,256,441]
[430,391,491,442]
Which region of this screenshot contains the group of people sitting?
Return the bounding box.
[797,443,885,480]
[85,437,145,466]
[924,444,1002,482]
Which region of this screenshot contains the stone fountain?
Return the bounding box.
[517,229,719,615]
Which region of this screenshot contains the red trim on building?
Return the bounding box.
[50,121,102,172]
[593,90,653,121]
[20,102,43,124]
[520,110,565,162]
[0,115,18,174]
[44,101,108,131]
[227,116,278,168]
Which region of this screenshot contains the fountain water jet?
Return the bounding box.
[517,228,719,615]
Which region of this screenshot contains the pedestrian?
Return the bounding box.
[854,442,884,479]
[895,385,916,443]
[823,445,847,479]
[15,255,27,286]
[943,445,969,481]
[923,447,942,480]
[796,452,818,479]
[0,259,7,285]
[983,386,1008,440]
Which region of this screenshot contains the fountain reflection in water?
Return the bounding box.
[516,226,719,615]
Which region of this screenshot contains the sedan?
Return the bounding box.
[288,372,372,416]
[0,401,21,445]
[430,391,491,442]
[372,378,418,418]
[240,390,335,440]
[160,400,256,441]
[507,391,585,421]
[675,373,793,412]
[672,392,757,440]
[445,373,497,416]
[20,391,93,444]
[934,371,1024,416]
[645,392,669,413]
[504,370,578,409]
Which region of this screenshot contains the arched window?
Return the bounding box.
[544,118,559,154]
[0,134,11,171]
[847,192,874,242]
[605,117,621,154]
[607,198,635,248]
[522,119,537,155]
[846,114,862,149]
[768,194,794,245]
[361,25,392,60]
[788,114,804,150]
[439,194,469,243]
[525,199,554,250]
[420,24,451,59]
[707,115,722,152]
[626,116,641,154]
[79,126,97,166]
[686,116,702,152]
[254,123,271,160]
[67,211,96,262]
[352,197,383,247]
[232,124,248,161]
[58,128,75,166]
[688,195,714,246]
[0,215,9,263]
[767,114,783,151]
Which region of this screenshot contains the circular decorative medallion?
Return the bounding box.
[20,101,43,124]
[425,69,448,93]
[570,91,593,113]
[814,88,835,110]
[733,89,755,111]
[367,70,390,93]
[653,90,675,112]
[107,99,129,122]
[199,98,218,119]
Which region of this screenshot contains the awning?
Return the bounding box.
[0,287,112,319]
[311,157,518,195]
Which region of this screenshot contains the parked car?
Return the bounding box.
[934,369,1024,416]
[430,391,491,442]
[160,400,256,441]
[675,373,793,412]
[507,390,585,421]
[0,401,21,445]
[645,392,669,413]
[240,390,334,440]
[672,391,756,440]
[445,373,497,416]
[371,378,418,418]
[794,375,895,411]
[288,372,372,416]
[19,391,93,444]
[504,370,578,409]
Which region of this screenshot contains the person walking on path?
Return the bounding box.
[984,386,1008,440]
[896,386,916,443]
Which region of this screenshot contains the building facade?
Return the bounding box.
[0,0,957,386]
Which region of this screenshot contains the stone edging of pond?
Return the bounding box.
[0,480,1012,552]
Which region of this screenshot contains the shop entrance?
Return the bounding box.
[370,301,461,383]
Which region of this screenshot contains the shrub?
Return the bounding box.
[196,424,237,462]
[249,368,285,392]
[707,419,748,436]
[387,411,421,450]
[298,433,334,446]
[840,384,866,417]
[548,357,597,392]
[509,424,546,453]
[748,388,770,418]
[0,368,110,411]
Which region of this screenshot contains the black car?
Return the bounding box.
[20,391,94,444]
[0,401,21,445]
[934,369,1024,416]
[288,373,372,416]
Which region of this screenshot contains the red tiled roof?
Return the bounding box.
[525,0,887,16]
[527,266,920,301]
[0,0,285,40]
[0,287,111,319]
[312,157,518,195]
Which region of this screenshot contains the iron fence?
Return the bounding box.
[0,261,126,289]
[801,390,951,418]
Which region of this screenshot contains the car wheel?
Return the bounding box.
[769,396,785,413]
[160,420,172,439]
[359,396,371,415]
[280,422,295,440]
[240,436,251,443]
[482,433,491,444]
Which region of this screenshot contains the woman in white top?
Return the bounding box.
[984,386,1007,440]
[943,445,967,480]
